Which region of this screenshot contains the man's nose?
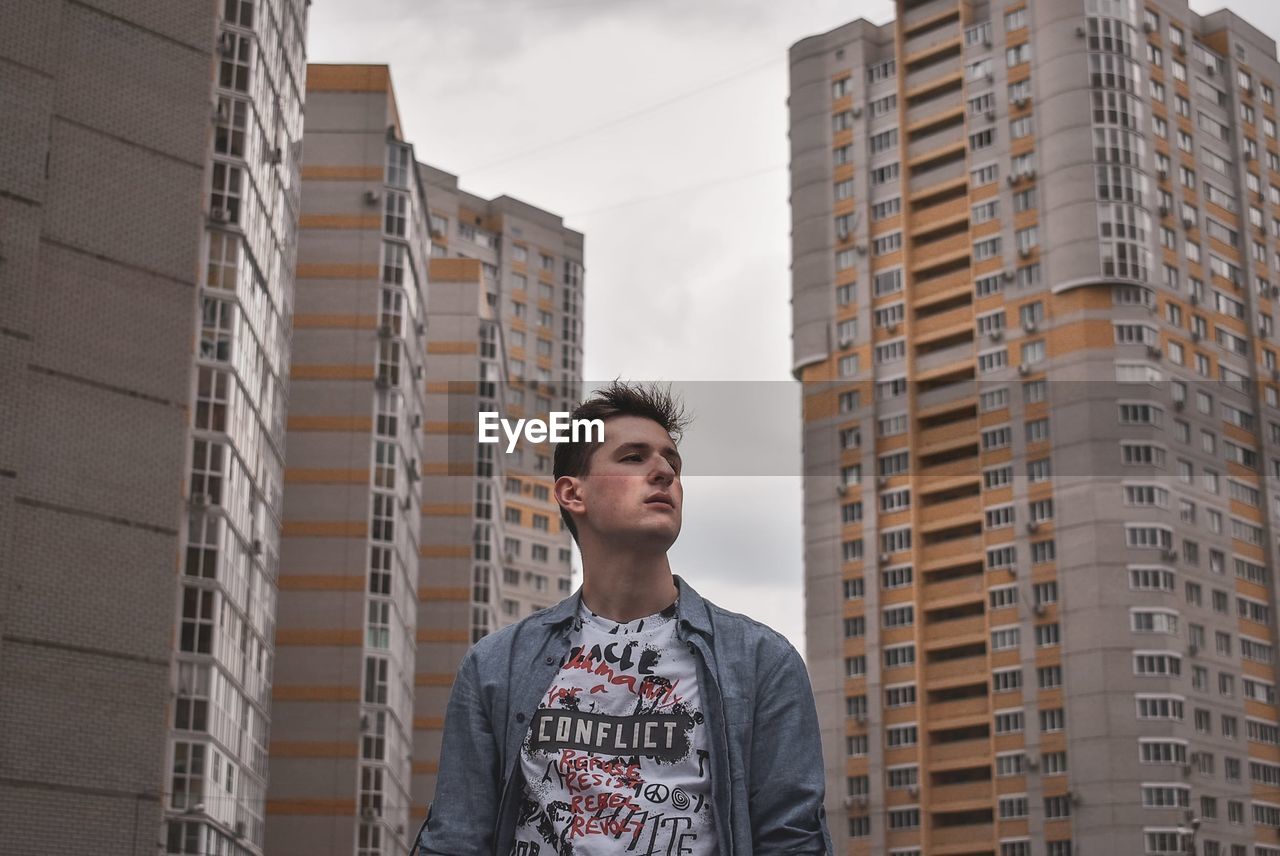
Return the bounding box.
[649,457,675,483]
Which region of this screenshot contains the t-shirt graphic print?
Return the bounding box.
[512,601,714,856]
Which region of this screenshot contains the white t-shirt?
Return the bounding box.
[511,600,715,856]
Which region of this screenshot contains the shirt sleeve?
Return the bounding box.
[748,643,834,855]
[417,646,503,855]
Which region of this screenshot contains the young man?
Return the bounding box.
[419,382,831,855]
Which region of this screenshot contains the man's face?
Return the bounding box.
[570,414,683,551]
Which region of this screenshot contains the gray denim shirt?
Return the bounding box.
[418,576,832,856]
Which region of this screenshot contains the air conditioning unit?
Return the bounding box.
[233,821,245,839]
[1182,217,1195,229]
[1007,174,1020,186]
[1142,20,1155,32]
[1206,65,1216,76]
[878,475,890,487]
[375,373,392,390]
[1157,168,1168,180]
[1158,205,1170,217]
[414,365,424,379]
[855,244,868,255]
[1018,363,1032,375]
[1190,330,1201,342]
[1002,270,1015,282]
[1014,97,1028,108]
[879,553,891,564]
[1162,549,1179,562]
[401,496,412,511]
[412,413,422,428]
[269,146,283,165]
[985,110,997,121]
[852,106,863,118]
[1173,398,1185,410]
[1272,368,1280,382]
[190,493,210,508]
[364,189,382,205]
[836,483,848,496]
[983,37,992,47]
[378,323,394,338]
[1023,320,1037,332]
[361,806,379,821]
[1070,791,1082,806]
[985,70,995,81]
[251,539,262,555]
[838,335,854,349]
[1018,247,1032,259]
[1175,43,1185,55]
[855,712,868,724]
[1075,25,1086,37]
[989,329,1003,341]
[1181,762,1194,775]
[218,31,236,56]
[408,458,420,481]
[1034,603,1046,616]
[415,321,426,335]
[213,100,230,122]
[210,207,230,223]
[836,226,850,241]
[886,321,899,333]
[908,785,920,797]
[1188,643,1199,656]
[1147,344,1162,358]
[1026,520,1040,533]
[1188,293,1199,305]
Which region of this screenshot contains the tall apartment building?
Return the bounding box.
[409,163,585,816]
[263,65,585,853]
[265,66,428,856]
[0,2,306,855]
[791,1,1280,854]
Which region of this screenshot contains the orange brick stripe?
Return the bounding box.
[415,673,455,687]
[411,760,440,774]
[298,214,381,230]
[428,257,482,281]
[423,421,473,434]
[272,685,360,701]
[291,314,378,329]
[307,64,391,93]
[288,415,374,432]
[426,341,478,355]
[299,165,384,181]
[290,364,375,381]
[419,586,469,601]
[414,716,445,730]
[269,741,358,758]
[416,628,469,643]
[419,545,471,558]
[282,521,367,538]
[277,574,365,591]
[425,381,476,394]
[284,468,369,484]
[266,798,357,816]
[275,628,363,646]
[295,262,379,279]
[420,503,470,516]
[421,461,472,476]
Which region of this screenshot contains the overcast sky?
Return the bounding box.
[309,0,1280,654]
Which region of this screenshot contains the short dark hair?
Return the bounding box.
[553,381,689,543]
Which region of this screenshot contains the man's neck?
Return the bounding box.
[578,547,678,624]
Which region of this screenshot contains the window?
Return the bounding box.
[1006,43,1031,67]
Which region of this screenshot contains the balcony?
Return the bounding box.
[923,573,984,603]
[925,694,990,722]
[915,377,976,413]
[914,340,974,378]
[921,535,982,567]
[914,305,972,342]
[927,736,989,765]
[904,19,962,57]
[905,80,965,128]
[924,614,986,646]
[917,416,978,451]
[909,156,966,198]
[902,0,961,30]
[930,822,996,852]
[928,780,993,807]
[910,194,968,233]
[911,264,970,304]
[908,123,965,165]
[925,654,988,686]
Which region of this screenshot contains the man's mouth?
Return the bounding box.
[644,494,674,509]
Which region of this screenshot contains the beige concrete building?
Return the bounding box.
[265,66,428,856]
[264,65,584,854]
[0,1,306,854]
[791,0,1280,854]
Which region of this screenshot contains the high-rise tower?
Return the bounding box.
[791,1,1280,853]
[0,2,307,854]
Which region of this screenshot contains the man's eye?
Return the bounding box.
[622,453,642,462]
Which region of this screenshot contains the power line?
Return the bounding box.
[461,53,784,174]
[566,163,786,218]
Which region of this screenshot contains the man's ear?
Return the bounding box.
[554,475,585,519]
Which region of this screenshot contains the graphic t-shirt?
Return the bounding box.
[511,601,715,856]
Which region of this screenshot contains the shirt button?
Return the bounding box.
[545,656,555,664]
[516,713,526,723]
